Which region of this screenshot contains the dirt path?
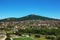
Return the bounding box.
[0,36,6,40]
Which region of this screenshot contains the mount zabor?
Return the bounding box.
[0,14,60,22]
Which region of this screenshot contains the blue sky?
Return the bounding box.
[0,0,60,19]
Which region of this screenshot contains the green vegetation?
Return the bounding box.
[56,35,60,40]
[5,37,11,40]
[5,33,11,40]
[37,37,47,40]
[13,37,33,40]
[0,14,59,22]
[0,14,60,40]
[18,28,60,35]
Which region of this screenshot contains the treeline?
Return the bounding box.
[18,28,60,35]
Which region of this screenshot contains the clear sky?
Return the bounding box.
[0,0,60,19]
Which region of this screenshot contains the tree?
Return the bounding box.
[5,37,11,40]
[5,33,11,40]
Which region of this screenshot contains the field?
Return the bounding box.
[13,37,33,40]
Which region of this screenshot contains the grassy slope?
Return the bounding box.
[13,37,33,40]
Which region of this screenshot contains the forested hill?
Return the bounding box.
[0,14,60,22]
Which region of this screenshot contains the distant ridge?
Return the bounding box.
[0,14,60,22]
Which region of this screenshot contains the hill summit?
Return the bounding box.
[0,14,60,22]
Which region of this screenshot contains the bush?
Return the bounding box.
[45,35,54,40]
[35,34,40,38]
[56,36,60,40]
[5,37,11,40]
[28,33,31,36]
[15,32,22,36]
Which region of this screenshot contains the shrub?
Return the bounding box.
[56,36,60,40]
[45,35,54,40]
[35,34,40,38]
[5,37,11,40]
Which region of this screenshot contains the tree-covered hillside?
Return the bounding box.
[0,14,60,22]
